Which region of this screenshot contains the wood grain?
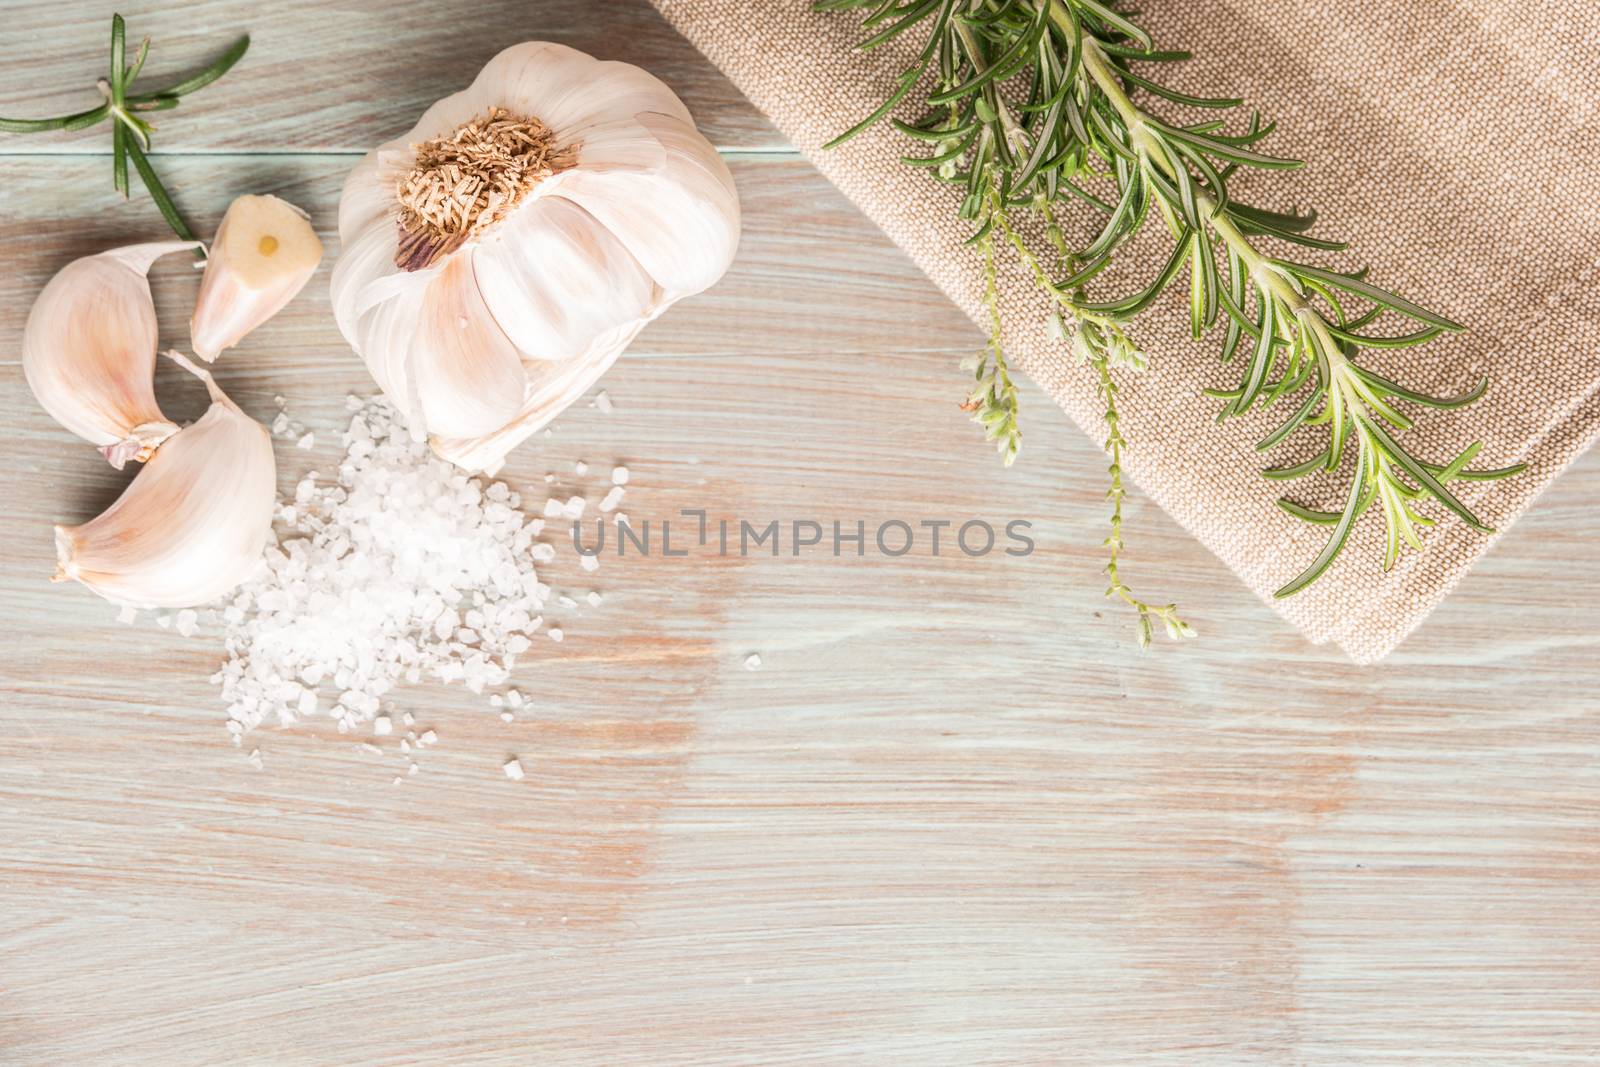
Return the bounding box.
[0,0,782,152]
[2,3,1600,1063]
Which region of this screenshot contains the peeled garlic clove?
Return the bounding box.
[54,352,276,609]
[191,194,323,362]
[23,241,200,468]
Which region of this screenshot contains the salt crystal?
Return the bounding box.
[490,694,503,708]
[419,729,437,746]
[595,391,613,414]
[544,473,556,484]
[506,689,523,708]
[403,712,415,727]
[408,762,419,776]
[549,628,564,643]
[558,595,578,609]
[296,432,315,450]
[204,397,621,745]
[744,653,763,671]
[574,460,588,476]
[586,592,602,607]
[156,614,172,629]
[503,758,525,780]
[580,554,599,574]
[248,748,263,769]
[272,412,291,435]
[174,609,198,637]
[612,466,629,485]
[599,487,624,513]
[359,743,381,755]
[500,711,514,723]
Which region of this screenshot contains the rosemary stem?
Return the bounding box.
[1086,346,1185,644]
[952,19,1027,151]
[1075,33,1368,422]
[987,167,1187,641]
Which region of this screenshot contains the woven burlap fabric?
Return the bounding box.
[651,0,1600,662]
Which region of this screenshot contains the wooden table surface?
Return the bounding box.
[2,2,1598,1063]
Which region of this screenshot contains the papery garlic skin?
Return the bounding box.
[331,42,740,472]
[191,194,324,362]
[54,353,276,609]
[23,241,200,468]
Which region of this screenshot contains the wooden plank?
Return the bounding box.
[0,155,976,364]
[2,109,1600,1067]
[0,0,783,153]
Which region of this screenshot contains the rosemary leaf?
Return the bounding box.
[821,0,1522,630]
[0,14,249,249]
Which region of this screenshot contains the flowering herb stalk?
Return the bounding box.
[0,14,249,251]
[820,0,1521,640]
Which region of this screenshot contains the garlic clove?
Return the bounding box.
[474,194,656,360]
[23,241,201,468]
[430,317,648,473]
[391,44,605,156]
[550,113,740,300]
[473,42,694,142]
[407,254,528,440]
[54,352,276,609]
[336,149,397,243]
[191,194,323,361]
[331,187,438,428]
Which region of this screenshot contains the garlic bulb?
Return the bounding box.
[23,241,200,468]
[191,194,324,362]
[54,352,276,609]
[331,42,740,472]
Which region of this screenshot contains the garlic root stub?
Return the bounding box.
[191,194,324,362]
[23,241,201,468]
[332,41,741,473]
[54,353,276,609]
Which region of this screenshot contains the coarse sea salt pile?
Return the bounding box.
[213,395,587,743]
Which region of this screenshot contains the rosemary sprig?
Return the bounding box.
[0,15,250,251]
[1083,328,1193,646]
[821,0,1522,619]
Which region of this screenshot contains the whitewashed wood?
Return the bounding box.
[2,7,1600,1063]
[0,0,782,152]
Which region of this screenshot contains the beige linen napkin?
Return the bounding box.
[650,0,1600,661]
